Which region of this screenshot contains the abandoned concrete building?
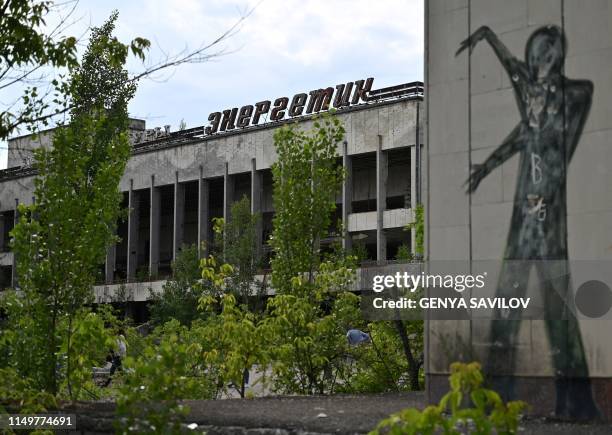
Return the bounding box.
[0,79,423,318]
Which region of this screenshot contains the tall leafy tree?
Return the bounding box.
[262,115,358,394]
[9,12,143,395]
[270,115,345,295]
[149,244,203,327]
[215,196,263,307]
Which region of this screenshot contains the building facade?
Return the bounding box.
[426,0,612,421]
[0,80,424,311]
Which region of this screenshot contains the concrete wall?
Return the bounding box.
[0,97,423,289]
[426,0,612,420]
[0,100,419,207]
[7,119,146,169]
[118,100,420,191]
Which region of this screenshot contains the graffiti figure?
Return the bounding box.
[457,25,599,419]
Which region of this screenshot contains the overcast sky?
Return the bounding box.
[0,0,424,169]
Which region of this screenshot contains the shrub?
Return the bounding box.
[396,244,413,262]
[340,321,415,393]
[371,362,527,435]
[261,260,358,395]
[115,325,215,433]
[149,244,205,327]
[0,367,57,414]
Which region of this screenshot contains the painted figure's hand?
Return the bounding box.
[465,163,487,193]
[456,26,491,56]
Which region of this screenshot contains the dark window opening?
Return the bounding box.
[158,185,174,278]
[183,181,199,248]
[208,177,224,249]
[136,189,151,278]
[0,266,12,291]
[351,152,376,213]
[1,210,15,253]
[114,193,129,282]
[386,227,412,262]
[232,173,251,204]
[386,148,411,210]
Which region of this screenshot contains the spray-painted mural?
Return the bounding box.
[456,25,599,419]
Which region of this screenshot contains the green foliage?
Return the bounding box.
[198,294,268,398]
[261,258,358,395]
[59,311,115,400]
[7,12,139,397]
[340,321,419,393]
[396,244,413,262]
[351,240,370,264]
[149,244,205,326]
[116,325,214,433]
[407,204,425,258]
[0,3,149,139]
[0,0,76,138]
[371,362,527,435]
[0,367,57,414]
[200,255,234,293]
[270,113,345,294]
[0,1,77,68]
[213,196,264,306]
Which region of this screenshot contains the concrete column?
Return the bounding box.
[197,166,210,258]
[342,141,353,252]
[376,137,387,264]
[410,145,418,254]
[149,175,160,277]
[173,171,185,261]
[126,180,139,281]
[415,101,421,205]
[0,213,5,253]
[251,158,263,258]
[223,162,234,222]
[105,244,116,284]
[11,199,18,288]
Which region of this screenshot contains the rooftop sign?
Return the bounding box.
[204,78,374,135]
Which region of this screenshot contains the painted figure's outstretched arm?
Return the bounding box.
[565,79,594,162]
[466,123,526,193]
[456,26,527,80]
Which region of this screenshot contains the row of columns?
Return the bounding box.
[341,139,421,264]
[3,142,421,287]
[105,159,264,284]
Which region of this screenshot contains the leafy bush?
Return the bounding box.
[149,244,205,327]
[0,367,57,414]
[371,362,527,435]
[60,310,115,400]
[197,293,268,398]
[340,321,415,393]
[261,260,359,395]
[351,241,370,264]
[396,244,413,262]
[115,325,215,433]
[212,197,264,307]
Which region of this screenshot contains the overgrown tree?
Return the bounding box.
[262,115,360,394]
[214,196,264,307]
[149,243,204,326]
[8,12,144,396]
[270,115,345,295]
